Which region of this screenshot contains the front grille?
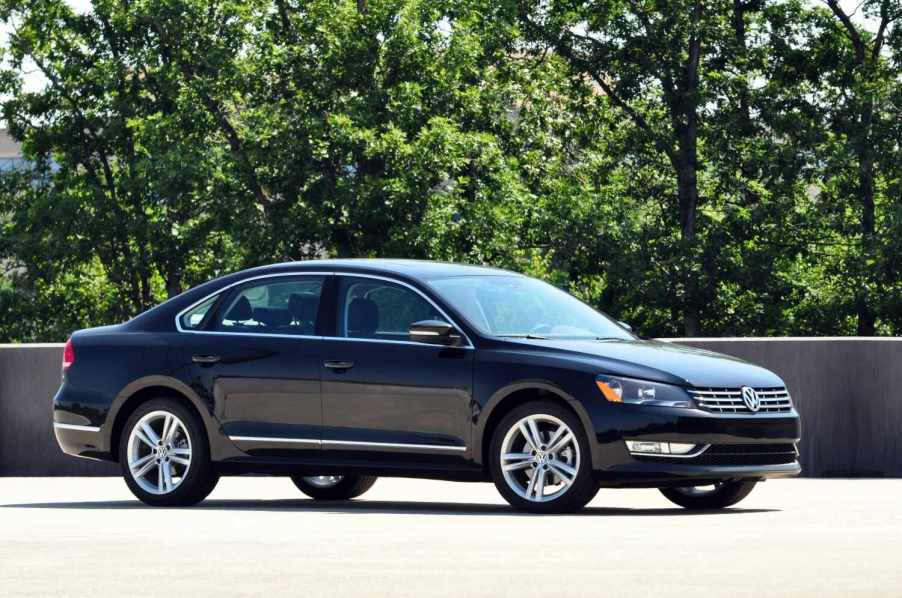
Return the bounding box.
[690,443,798,466]
[688,387,793,413]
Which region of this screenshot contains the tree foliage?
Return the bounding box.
[0,0,899,341]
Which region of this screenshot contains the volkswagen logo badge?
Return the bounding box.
[741,386,760,412]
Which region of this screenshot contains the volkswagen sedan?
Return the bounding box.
[53,260,801,513]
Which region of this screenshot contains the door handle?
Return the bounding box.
[192,354,221,364]
[324,360,355,370]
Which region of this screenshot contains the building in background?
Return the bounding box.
[0,129,26,172]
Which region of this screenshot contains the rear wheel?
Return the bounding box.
[659,480,758,509]
[490,400,598,513]
[290,474,377,500]
[119,398,218,507]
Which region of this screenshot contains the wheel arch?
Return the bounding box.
[107,376,219,462]
[474,381,598,470]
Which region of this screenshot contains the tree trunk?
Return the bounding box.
[677,156,701,337]
[676,119,701,337]
[166,271,183,299]
[855,100,877,336]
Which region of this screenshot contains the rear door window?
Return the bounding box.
[213,276,325,336]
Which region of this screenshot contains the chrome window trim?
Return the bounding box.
[53,422,101,433]
[174,271,333,336]
[173,270,475,349]
[333,272,474,349]
[322,439,467,452]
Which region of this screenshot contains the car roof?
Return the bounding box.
[261,258,521,281]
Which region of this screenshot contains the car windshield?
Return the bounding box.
[428,275,633,340]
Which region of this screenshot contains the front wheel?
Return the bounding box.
[290,475,377,500]
[119,398,219,507]
[490,400,598,513]
[659,480,758,510]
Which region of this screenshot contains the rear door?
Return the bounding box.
[319,275,473,459]
[175,274,326,455]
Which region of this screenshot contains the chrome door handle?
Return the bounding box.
[324,360,355,370]
[192,354,221,364]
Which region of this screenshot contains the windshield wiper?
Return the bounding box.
[496,334,548,339]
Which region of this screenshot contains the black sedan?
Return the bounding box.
[53,259,800,513]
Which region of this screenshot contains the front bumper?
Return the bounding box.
[589,404,802,487]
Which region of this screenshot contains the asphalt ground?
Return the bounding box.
[1,477,900,597]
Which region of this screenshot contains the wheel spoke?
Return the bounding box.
[160,415,172,446]
[502,452,533,472]
[130,453,153,469]
[548,461,576,483]
[545,424,567,450]
[170,456,190,466]
[165,419,181,444]
[547,431,573,455]
[157,462,165,492]
[132,457,156,479]
[134,428,155,449]
[162,462,174,491]
[518,423,537,451]
[525,467,539,498]
[527,418,543,449]
[534,468,547,499]
[141,422,161,446]
[169,447,191,456]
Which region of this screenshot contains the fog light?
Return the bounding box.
[625,440,699,455]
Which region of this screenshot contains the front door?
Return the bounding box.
[176,274,326,455]
[320,275,473,460]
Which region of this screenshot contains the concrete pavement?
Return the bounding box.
[1,477,900,597]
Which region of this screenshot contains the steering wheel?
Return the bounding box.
[529,324,553,335]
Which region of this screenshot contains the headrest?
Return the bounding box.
[347,297,378,336]
[226,296,252,322]
[288,293,319,322]
[253,307,291,328]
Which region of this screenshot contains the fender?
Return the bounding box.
[473,380,601,469]
[105,375,245,461]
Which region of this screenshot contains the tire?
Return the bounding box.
[659,480,758,510]
[291,474,377,500]
[489,400,598,514]
[118,398,219,507]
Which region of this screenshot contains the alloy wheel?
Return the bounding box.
[673,483,724,497]
[302,475,344,488]
[499,414,581,503]
[126,410,192,495]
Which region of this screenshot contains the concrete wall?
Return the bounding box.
[1,340,900,477]
[668,338,902,477]
[0,344,117,476]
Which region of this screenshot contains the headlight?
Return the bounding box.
[595,375,694,408]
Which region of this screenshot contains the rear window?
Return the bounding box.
[179,295,219,330]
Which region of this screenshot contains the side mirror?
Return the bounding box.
[409,320,462,346]
[618,320,633,332]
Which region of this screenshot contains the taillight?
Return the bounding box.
[62,337,75,373]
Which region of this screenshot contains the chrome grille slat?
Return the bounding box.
[687,387,793,413]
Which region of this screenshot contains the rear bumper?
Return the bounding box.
[53,422,109,461]
[589,404,802,487]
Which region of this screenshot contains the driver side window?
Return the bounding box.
[337,277,444,340]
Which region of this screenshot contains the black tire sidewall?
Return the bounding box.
[489,400,598,513]
[118,398,217,507]
[291,475,378,500]
[659,480,758,510]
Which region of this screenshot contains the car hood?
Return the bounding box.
[505,338,784,388]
